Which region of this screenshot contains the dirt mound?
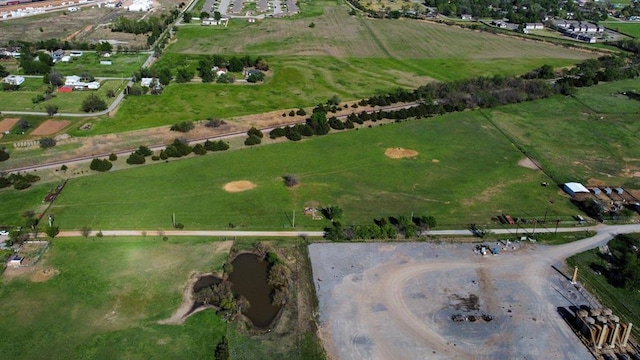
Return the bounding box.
[518,158,541,170]
[32,120,70,136]
[385,147,419,159]
[587,178,605,186]
[30,268,59,282]
[223,180,257,193]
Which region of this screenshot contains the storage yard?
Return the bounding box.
[309,237,639,359]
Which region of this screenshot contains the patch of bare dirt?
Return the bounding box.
[223,180,256,193]
[518,157,541,170]
[0,118,20,133]
[31,120,70,136]
[30,267,59,282]
[385,147,419,159]
[586,178,605,186]
[432,159,440,163]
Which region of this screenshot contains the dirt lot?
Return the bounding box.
[0,118,19,133]
[309,242,596,359]
[31,120,70,136]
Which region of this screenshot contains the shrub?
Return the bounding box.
[32,94,45,104]
[205,118,226,128]
[134,146,153,157]
[126,152,146,165]
[89,158,113,172]
[204,140,229,151]
[14,181,30,190]
[60,164,67,171]
[269,127,286,139]
[282,174,299,187]
[170,121,194,133]
[192,143,207,155]
[0,148,9,162]
[39,137,57,149]
[108,153,118,161]
[244,134,262,146]
[296,108,306,116]
[289,110,295,117]
[151,155,160,161]
[247,126,263,138]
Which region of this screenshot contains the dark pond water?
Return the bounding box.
[228,253,281,328]
[193,275,221,292]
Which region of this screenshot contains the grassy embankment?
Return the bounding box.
[602,21,640,38]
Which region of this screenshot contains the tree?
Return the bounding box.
[255,58,269,71]
[175,67,194,83]
[81,94,107,112]
[246,71,265,83]
[322,205,343,222]
[244,134,261,146]
[109,153,118,161]
[200,11,210,19]
[228,57,243,72]
[0,64,7,78]
[39,137,57,149]
[198,58,214,83]
[45,225,59,239]
[214,336,230,360]
[247,126,263,138]
[37,52,54,67]
[46,70,64,87]
[80,226,91,238]
[214,11,222,21]
[170,121,195,132]
[282,174,299,187]
[158,68,173,85]
[183,12,192,23]
[126,152,146,164]
[89,158,112,172]
[0,148,9,162]
[45,104,59,117]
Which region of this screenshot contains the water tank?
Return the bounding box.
[602,308,613,316]
[590,308,602,317]
[597,315,608,324]
[609,315,619,323]
[585,317,596,325]
[576,309,589,318]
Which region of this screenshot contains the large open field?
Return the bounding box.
[91,0,597,133]
[8,107,574,230]
[602,21,640,38]
[0,237,230,359]
[488,79,640,187]
[52,52,148,78]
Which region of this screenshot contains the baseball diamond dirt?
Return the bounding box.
[309,232,621,360]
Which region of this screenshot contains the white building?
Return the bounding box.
[140,77,154,87]
[563,182,590,197]
[65,75,82,86]
[3,75,25,86]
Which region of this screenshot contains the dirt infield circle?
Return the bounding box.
[223,180,257,193]
[385,147,419,159]
[32,120,70,136]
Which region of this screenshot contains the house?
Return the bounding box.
[65,75,82,86]
[524,23,544,30]
[563,182,589,197]
[140,77,154,87]
[3,75,25,86]
[491,20,507,28]
[70,51,83,57]
[87,81,101,90]
[52,49,65,62]
[461,14,472,20]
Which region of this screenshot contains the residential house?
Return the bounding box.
[524,23,544,30]
[52,49,65,62]
[3,75,25,86]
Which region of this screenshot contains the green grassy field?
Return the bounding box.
[0,79,125,113]
[0,237,229,359]
[20,109,575,231]
[602,21,640,38]
[488,79,640,187]
[52,52,147,78]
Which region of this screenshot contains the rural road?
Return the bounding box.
[55,222,631,239]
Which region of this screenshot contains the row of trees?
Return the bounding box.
[2,39,113,53]
[0,173,41,190]
[111,10,179,46]
[324,215,437,241]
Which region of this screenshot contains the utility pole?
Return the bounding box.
[532,219,537,237]
[555,219,560,235]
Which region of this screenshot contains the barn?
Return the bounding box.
[563,182,589,197]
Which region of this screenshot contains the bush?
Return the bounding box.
[81,94,107,112]
[204,140,229,151]
[289,110,295,117]
[32,94,45,104]
[192,143,207,155]
[14,181,30,190]
[134,146,153,157]
[296,108,307,116]
[269,127,286,139]
[170,121,194,133]
[126,152,146,165]
[39,137,57,149]
[89,158,113,172]
[244,134,262,146]
[205,118,226,128]
[247,126,264,138]
[0,148,9,162]
[283,174,299,187]
[151,155,160,161]
[108,153,118,161]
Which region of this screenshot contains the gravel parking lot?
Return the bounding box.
[309,241,596,359]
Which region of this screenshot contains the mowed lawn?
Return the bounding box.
[52,53,147,78]
[45,111,575,231]
[487,79,640,187]
[0,237,229,359]
[602,21,640,38]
